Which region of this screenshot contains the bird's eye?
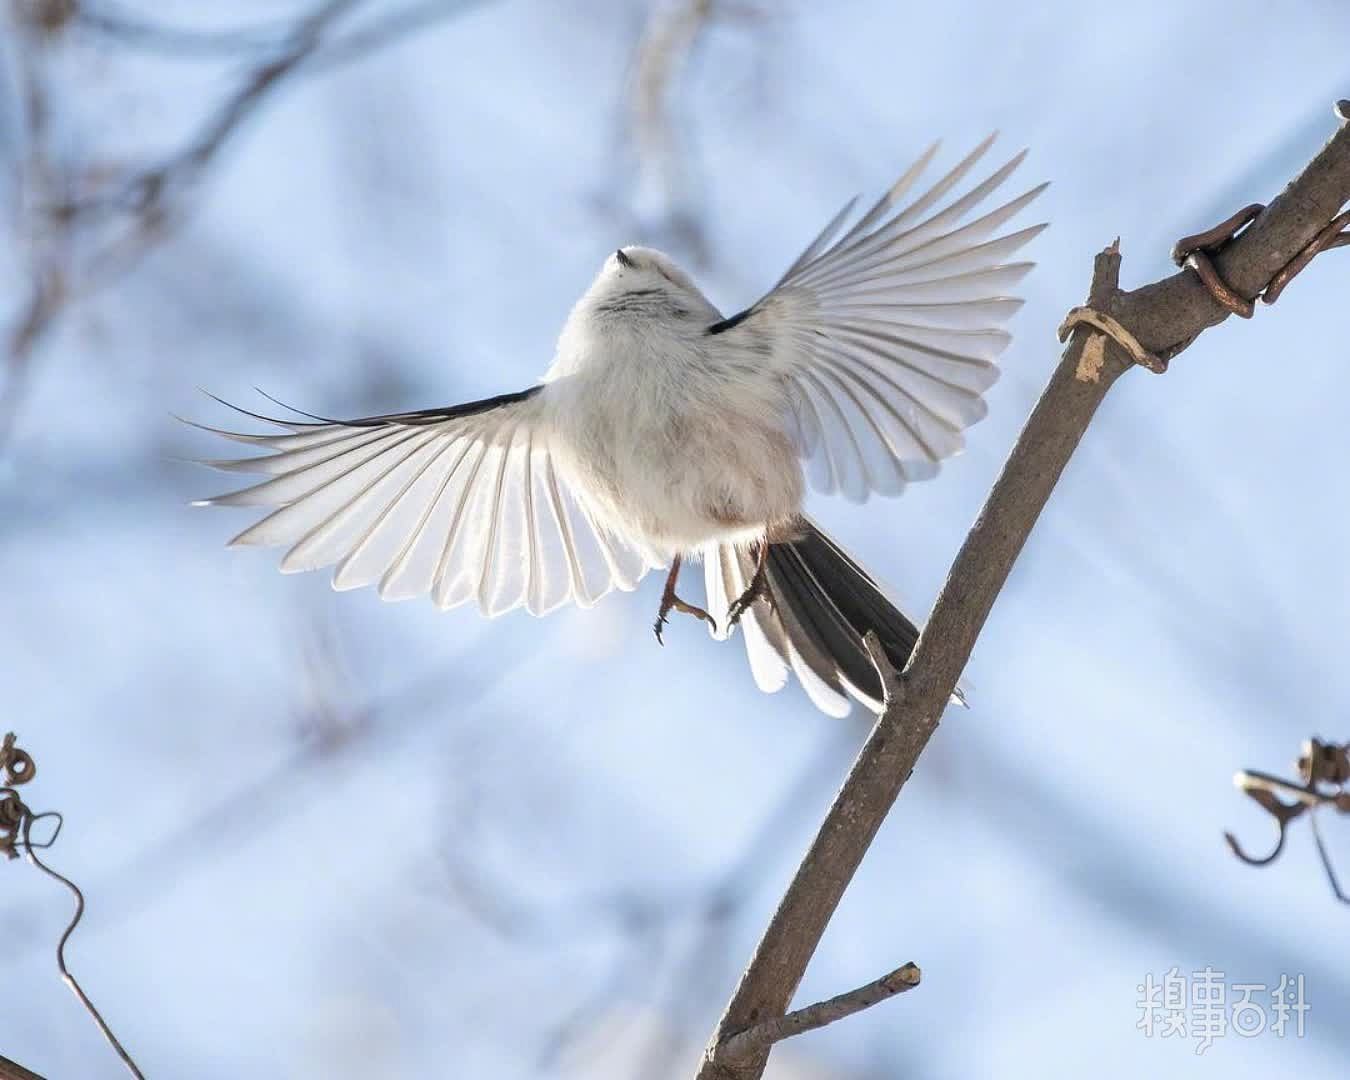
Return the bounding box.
[614,249,635,269]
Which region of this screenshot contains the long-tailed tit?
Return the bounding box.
[189,136,1046,716]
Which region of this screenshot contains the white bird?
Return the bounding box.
[189,136,1046,717]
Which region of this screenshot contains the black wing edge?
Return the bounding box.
[706,308,754,335]
[213,385,543,429]
[341,385,544,427]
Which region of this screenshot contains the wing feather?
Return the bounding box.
[471,423,519,614]
[188,388,649,615]
[199,428,414,506]
[333,435,465,592]
[380,438,480,601]
[280,429,444,572]
[715,136,1046,501]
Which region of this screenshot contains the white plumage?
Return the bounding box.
[191,136,1046,715]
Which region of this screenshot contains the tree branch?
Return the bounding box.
[0,1053,47,1080]
[718,962,920,1065]
[697,103,1350,1079]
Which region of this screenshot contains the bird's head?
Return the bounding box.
[582,246,706,323]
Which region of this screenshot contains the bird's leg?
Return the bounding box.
[727,540,771,628]
[653,554,717,645]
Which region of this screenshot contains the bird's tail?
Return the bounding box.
[706,515,956,717]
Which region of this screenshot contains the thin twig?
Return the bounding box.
[22,816,145,1079]
[1225,738,1350,901]
[4,732,144,1080]
[861,629,903,708]
[718,962,920,1064]
[1308,811,1350,905]
[6,627,523,966]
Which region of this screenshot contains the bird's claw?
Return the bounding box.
[726,576,771,629]
[653,597,717,645]
[693,607,718,636]
[726,593,754,627]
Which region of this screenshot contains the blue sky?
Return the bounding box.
[3,2,1350,1076]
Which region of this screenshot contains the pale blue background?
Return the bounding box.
[2,2,1349,1077]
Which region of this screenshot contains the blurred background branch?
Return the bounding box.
[0,0,487,447]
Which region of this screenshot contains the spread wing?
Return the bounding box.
[187,388,650,616]
[709,135,1048,502]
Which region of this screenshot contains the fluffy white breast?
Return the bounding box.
[541,249,802,555]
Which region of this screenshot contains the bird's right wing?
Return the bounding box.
[187,387,650,616]
[708,135,1047,502]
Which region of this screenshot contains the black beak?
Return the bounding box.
[615,248,634,269]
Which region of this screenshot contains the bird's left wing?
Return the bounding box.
[709,135,1047,502]
[188,388,650,616]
